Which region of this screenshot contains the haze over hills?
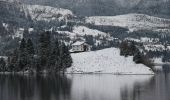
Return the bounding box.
[20,0,170,18]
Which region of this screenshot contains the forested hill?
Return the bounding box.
[21,0,170,18]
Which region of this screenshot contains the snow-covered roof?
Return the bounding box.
[72,41,86,46]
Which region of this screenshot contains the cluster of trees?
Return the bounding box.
[120,41,138,57]
[119,41,153,69]
[0,31,72,73]
[162,50,170,62]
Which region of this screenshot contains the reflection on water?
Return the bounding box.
[0,75,72,100]
[0,74,170,100]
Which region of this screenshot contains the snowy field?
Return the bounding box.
[86,13,170,31]
[26,4,73,21]
[67,48,154,74]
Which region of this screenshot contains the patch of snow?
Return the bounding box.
[26,4,73,21]
[144,44,165,51]
[0,56,8,61]
[140,37,159,43]
[57,26,107,38]
[67,48,154,74]
[0,0,17,3]
[86,13,170,31]
[28,28,34,32]
[73,26,107,36]
[125,37,140,42]
[153,58,163,64]
[2,23,8,30]
[57,31,76,39]
[72,41,85,46]
[13,28,24,39]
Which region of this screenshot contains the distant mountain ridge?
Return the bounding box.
[25,5,74,22]
[20,0,170,18]
[86,13,170,31]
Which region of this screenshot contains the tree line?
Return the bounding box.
[119,41,154,69]
[0,31,72,73]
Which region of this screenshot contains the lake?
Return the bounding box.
[0,73,170,100]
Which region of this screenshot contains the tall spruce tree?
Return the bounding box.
[60,42,72,71]
[38,31,51,71]
[0,58,6,72]
[50,40,60,71]
[18,38,27,71]
[7,49,19,71]
[27,39,35,55]
[26,38,35,70]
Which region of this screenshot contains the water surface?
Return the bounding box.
[0,74,170,100]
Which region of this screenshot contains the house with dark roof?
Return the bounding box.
[71,41,91,52]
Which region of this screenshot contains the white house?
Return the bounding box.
[71,41,91,52]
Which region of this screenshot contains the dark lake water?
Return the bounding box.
[0,73,170,100]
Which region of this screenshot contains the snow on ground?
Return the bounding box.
[0,0,18,3]
[57,26,107,38]
[86,13,170,31]
[151,58,163,71]
[12,28,24,39]
[144,44,165,51]
[125,37,159,44]
[153,58,163,64]
[73,26,106,36]
[0,56,8,60]
[26,5,73,21]
[125,37,140,42]
[67,48,154,74]
[140,37,159,43]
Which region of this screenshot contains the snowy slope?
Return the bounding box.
[86,13,170,31]
[58,26,107,37]
[73,26,107,36]
[25,5,73,21]
[67,48,154,74]
[0,0,19,3]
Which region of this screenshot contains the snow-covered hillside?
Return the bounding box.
[86,13,170,32]
[58,25,107,37]
[25,5,74,21]
[67,48,154,74]
[73,26,107,36]
[0,0,19,3]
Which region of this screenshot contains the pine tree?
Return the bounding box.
[18,38,28,71]
[0,58,6,72]
[50,40,60,71]
[38,31,51,71]
[26,38,35,70]
[60,43,72,71]
[133,52,143,64]
[7,49,19,72]
[130,41,137,56]
[26,39,35,55]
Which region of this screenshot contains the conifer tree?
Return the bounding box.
[50,40,60,71]
[133,52,143,64]
[38,31,51,71]
[27,39,35,55]
[8,49,19,71]
[0,58,6,72]
[18,38,27,71]
[26,38,35,70]
[60,43,72,71]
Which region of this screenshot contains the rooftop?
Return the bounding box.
[72,41,86,46]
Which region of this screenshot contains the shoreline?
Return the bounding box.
[0,71,155,75]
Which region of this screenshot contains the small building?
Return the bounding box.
[71,41,91,52]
